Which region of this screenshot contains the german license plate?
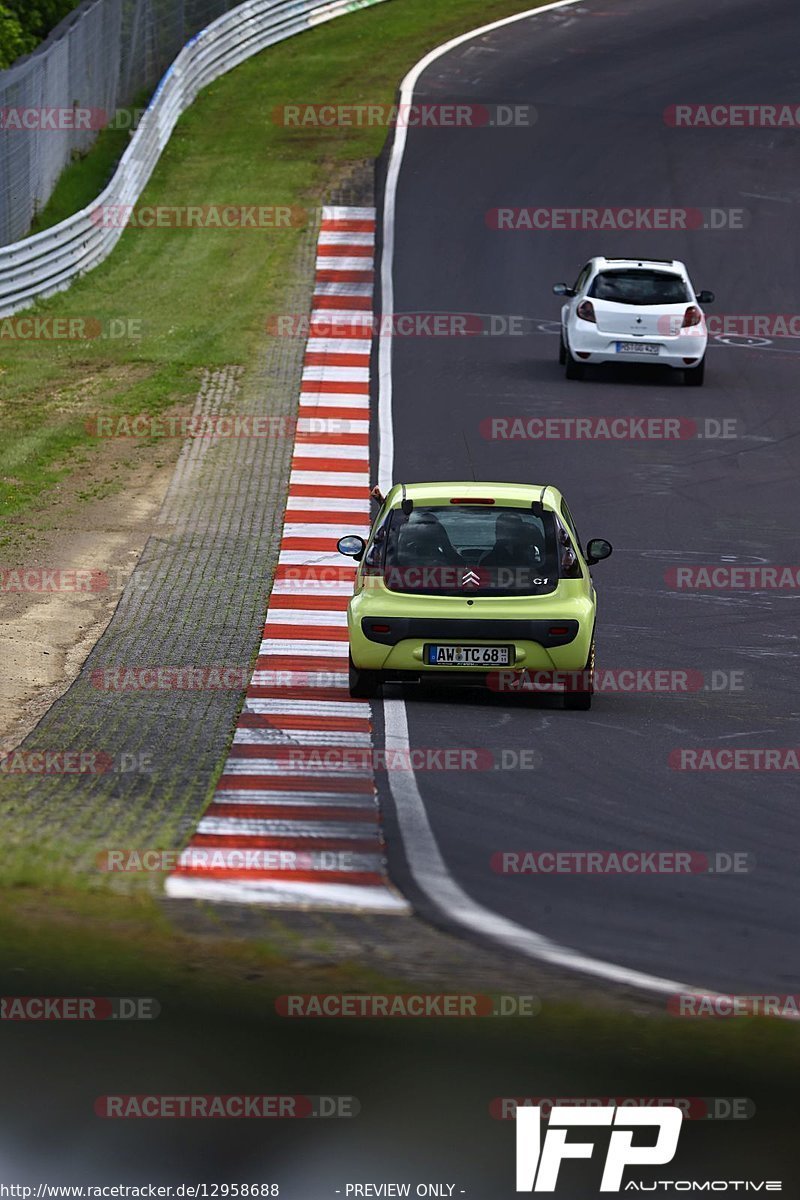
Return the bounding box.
[425,644,513,666]
[616,341,659,355]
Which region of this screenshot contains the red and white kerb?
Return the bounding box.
[166,206,407,913]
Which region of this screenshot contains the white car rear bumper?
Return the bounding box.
[567,322,707,368]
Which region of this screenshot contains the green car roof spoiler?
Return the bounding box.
[531,485,552,515]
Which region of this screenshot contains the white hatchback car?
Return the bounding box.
[554,257,714,385]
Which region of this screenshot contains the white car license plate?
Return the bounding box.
[425,644,512,666]
[616,341,659,355]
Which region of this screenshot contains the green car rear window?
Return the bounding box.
[375,505,560,596]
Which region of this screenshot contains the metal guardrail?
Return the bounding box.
[0,0,386,316]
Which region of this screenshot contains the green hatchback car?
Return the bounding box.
[337,481,612,708]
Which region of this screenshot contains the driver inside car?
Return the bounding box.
[479,511,543,569]
[394,511,463,567]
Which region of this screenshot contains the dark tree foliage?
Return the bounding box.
[0,0,80,68]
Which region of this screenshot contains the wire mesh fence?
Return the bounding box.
[0,0,389,314]
[0,0,240,246]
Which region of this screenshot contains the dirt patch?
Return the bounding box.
[0,429,183,756]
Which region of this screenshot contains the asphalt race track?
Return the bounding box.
[373,0,800,995]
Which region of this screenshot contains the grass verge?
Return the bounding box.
[3,891,797,1182]
[0,0,547,530]
[2,889,799,1063]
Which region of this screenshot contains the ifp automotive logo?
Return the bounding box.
[515,1105,783,1192]
[516,1105,682,1191]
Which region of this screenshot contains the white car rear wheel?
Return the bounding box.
[683,358,705,386]
[565,347,585,380]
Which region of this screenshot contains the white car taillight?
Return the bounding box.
[576,299,596,323]
[682,305,703,328]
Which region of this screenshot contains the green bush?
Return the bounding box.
[0,4,32,67]
[0,1,78,68]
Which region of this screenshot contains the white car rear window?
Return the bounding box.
[589,270,689,305]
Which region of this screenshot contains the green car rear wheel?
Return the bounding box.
[348,654,382,699]
[563,638,594,710]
